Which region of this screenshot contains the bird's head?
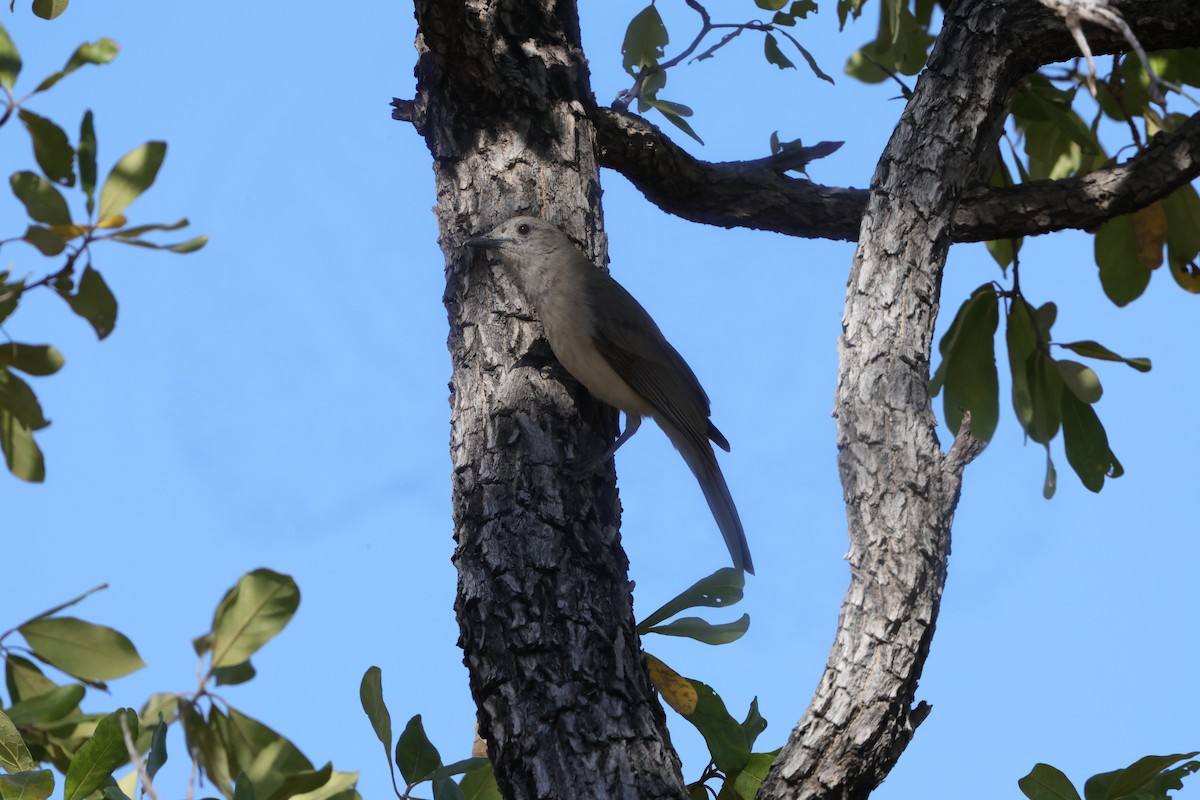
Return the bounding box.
[464,216,574,264]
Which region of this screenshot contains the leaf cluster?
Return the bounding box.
[0,570,359,800]
[1019,753,1200,800]
[618,0,830,147]
[359,671,498,800]
[931,283,1149,496]
[636,569,776,800]
[0,20,206,483]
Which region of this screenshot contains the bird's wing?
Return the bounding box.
[587,276,726,449]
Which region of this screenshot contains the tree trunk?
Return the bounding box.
[407,1,687,798]
[395,0,1200,798]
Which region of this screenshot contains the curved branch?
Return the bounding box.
[594,105,1200,244]
[593,0,1200,244]
[761,0,1088,797]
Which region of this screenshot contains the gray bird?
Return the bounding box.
[464,216,754,575]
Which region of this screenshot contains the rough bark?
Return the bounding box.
[760,0,1053,797]
[410,1,686,798]
[593,105,1200,243]
[397,0,1200,798]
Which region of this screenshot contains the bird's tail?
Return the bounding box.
[659,419,754,575]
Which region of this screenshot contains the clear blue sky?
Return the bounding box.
[4,3,1197,799]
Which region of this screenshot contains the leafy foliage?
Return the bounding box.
[634,569,775,800]
[0,571,359,800]
[0,20,206,482]
[616,0,830,144]
[1019,753,1200,800]
[358,671,497,800]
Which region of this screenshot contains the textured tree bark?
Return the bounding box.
[759,1,1034,797]
[593,105,1200,243]
[408,1,686,798]
[398,0,1200,798]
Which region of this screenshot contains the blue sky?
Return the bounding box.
[3,2,1197,799]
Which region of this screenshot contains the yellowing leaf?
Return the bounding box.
[1132,202,1167,268]
[644,654,697,716]
[95,214,127,229]
[48,223,87,240]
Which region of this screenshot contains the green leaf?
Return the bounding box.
[1163,184,1200,263]
[286,769,359,800]
[395,715,442,785]
[264,762,331,800]
[646,614,750,645]
[681,678,750,775]
[640,96,704,145]
[22,225,67,256]
[111,218,190,237]
[0,343,65,376]
[5,653,57,703]
[622,5,668,75]
[359,667,394,772]
[98,142,166,220]
[209,569,300,669]
[0,23,20,90]
[1042,446,1057,499]
[432,777,466,800]
[730,751,779,800]
[32,0,69,21]
[1005,296,1039,440]
[0,710,34,772]
[63,709,137,800]
[1055,360,1102,404]
[1025,352,1064,445]
[58,266,118,340]
[1100,752,1199,799]
[3,683,84,726]
[19,617,145,681]
[0,276,21,325]
[221,707,312,782]
[1060,390,1121,492]
[755,0,788,9]
[1019,763,1081,800]
[1096,215,1150,306]
[146,714,169,780]
[181,703,232,797]
[0,770,54,800]
[79,111,97,216]
[18,110,75,187]
[459,764,501,800]
[638,568,744,632]
[112,233,209,253]
[0,407,44,479]
[0,369,49,430]
[10,171,71,226]
[427,759,491,781]
[33,38,118,93]
[740,697,767,750]
[789,37,833,83]
[234,774,257,800]
[1163,183,1200,294]
[934,285,1000,443]
[1058,341,1150,372]
[764,34,795,69]
[214,660,257,686]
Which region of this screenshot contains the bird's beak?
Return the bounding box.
[464,235,503,249]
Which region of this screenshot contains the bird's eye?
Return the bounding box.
[516,223,531,236]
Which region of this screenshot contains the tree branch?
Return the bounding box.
[593,105,1200,244]
[592,0,1200,244]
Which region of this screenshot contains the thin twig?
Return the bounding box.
[119,714,162,800]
